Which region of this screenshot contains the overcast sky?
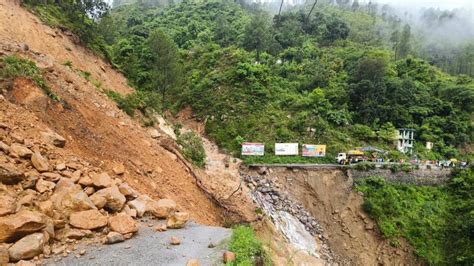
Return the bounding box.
[370,0,473,10]
[105,0,474,12]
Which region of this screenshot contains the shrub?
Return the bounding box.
[353,162,376,171]
[177,132,206,167]
[229,225,271,266]
[105,90,162,116]
[401,163,413,173]
[356,177,449,264]
[0,55,58,100]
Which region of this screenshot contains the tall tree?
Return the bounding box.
[398,24,411,59]
[147,29,181,110]
[243,13,272,61]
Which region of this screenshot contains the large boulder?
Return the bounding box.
[31,152,49,172]
[51,178,95,218]
[91,172,113,188]
[0,192,16,216]
[150,199,177,219]
[8,144,32,159]
[127,196,176,219]
[8,233,45,262]
[69,209,108,230]
[91,186,125,212]
[127,195,151,217]
[0,211,45,243]
[108,213,138,235]
[0,163,24,184]
[166,212,190,229]
[40,131,66,148]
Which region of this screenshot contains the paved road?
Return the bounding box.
[46,220,231,266]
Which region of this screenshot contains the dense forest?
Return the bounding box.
[103,0,474,162]
[23,0,473,161]
[19,0,474,264]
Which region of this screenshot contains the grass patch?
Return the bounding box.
[0,55,59,100]
[229,225,271,266]
[177,131,206,168]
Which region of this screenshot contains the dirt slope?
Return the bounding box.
[246,167,420,265]
[0,0,230,225]
[0,0,131,95]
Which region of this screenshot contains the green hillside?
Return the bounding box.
[102,1,473,161]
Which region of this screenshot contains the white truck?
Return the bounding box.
[336,150,365,165]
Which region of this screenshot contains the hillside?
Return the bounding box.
[0,0,473,265]
[104,0,473,163]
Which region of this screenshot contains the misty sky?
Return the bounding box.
[371,0,473,10]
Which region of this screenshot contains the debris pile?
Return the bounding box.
[0,115,189,264]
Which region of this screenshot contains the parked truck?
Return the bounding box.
[336,150,365,164]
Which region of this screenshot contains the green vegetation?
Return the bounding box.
[177,131,207,168]
[0,55,58,100]
[356,167,474,264]
[104,0,473,162]
[105,90,161,117]
[21,0,110,59]
[229,225,271,266]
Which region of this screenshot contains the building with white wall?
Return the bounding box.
[397,128,415,154]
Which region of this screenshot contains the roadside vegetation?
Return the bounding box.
[356,167,474,264]
[229,225,271,266]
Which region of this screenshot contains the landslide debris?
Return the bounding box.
[0,98,191,264]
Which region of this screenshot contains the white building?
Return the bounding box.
[397,128,415,154]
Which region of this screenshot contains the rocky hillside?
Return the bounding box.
[0,98,191,264]
[0,0,257,264]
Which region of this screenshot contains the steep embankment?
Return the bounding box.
[243,166,420,265]
[0,0,238,225]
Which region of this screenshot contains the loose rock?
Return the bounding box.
[91,186,125,212]
[166,212,190,229]
[223,251,236,263]
[36,179,56,193]
[149,199,177,219]
[112,163,125,175]
[40,131,66,148]
[91,172,113,188]
[0,192,16,216]
[106,232,124,244]
[0,163,24,184]
[0,244,9,265]
[31,152,49,172]
[8,233,45,262]
[108,213,138,235]
[0,210,45,243]
[9,144,32,159]
[69,209,107,230]
[170,236,180,245]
